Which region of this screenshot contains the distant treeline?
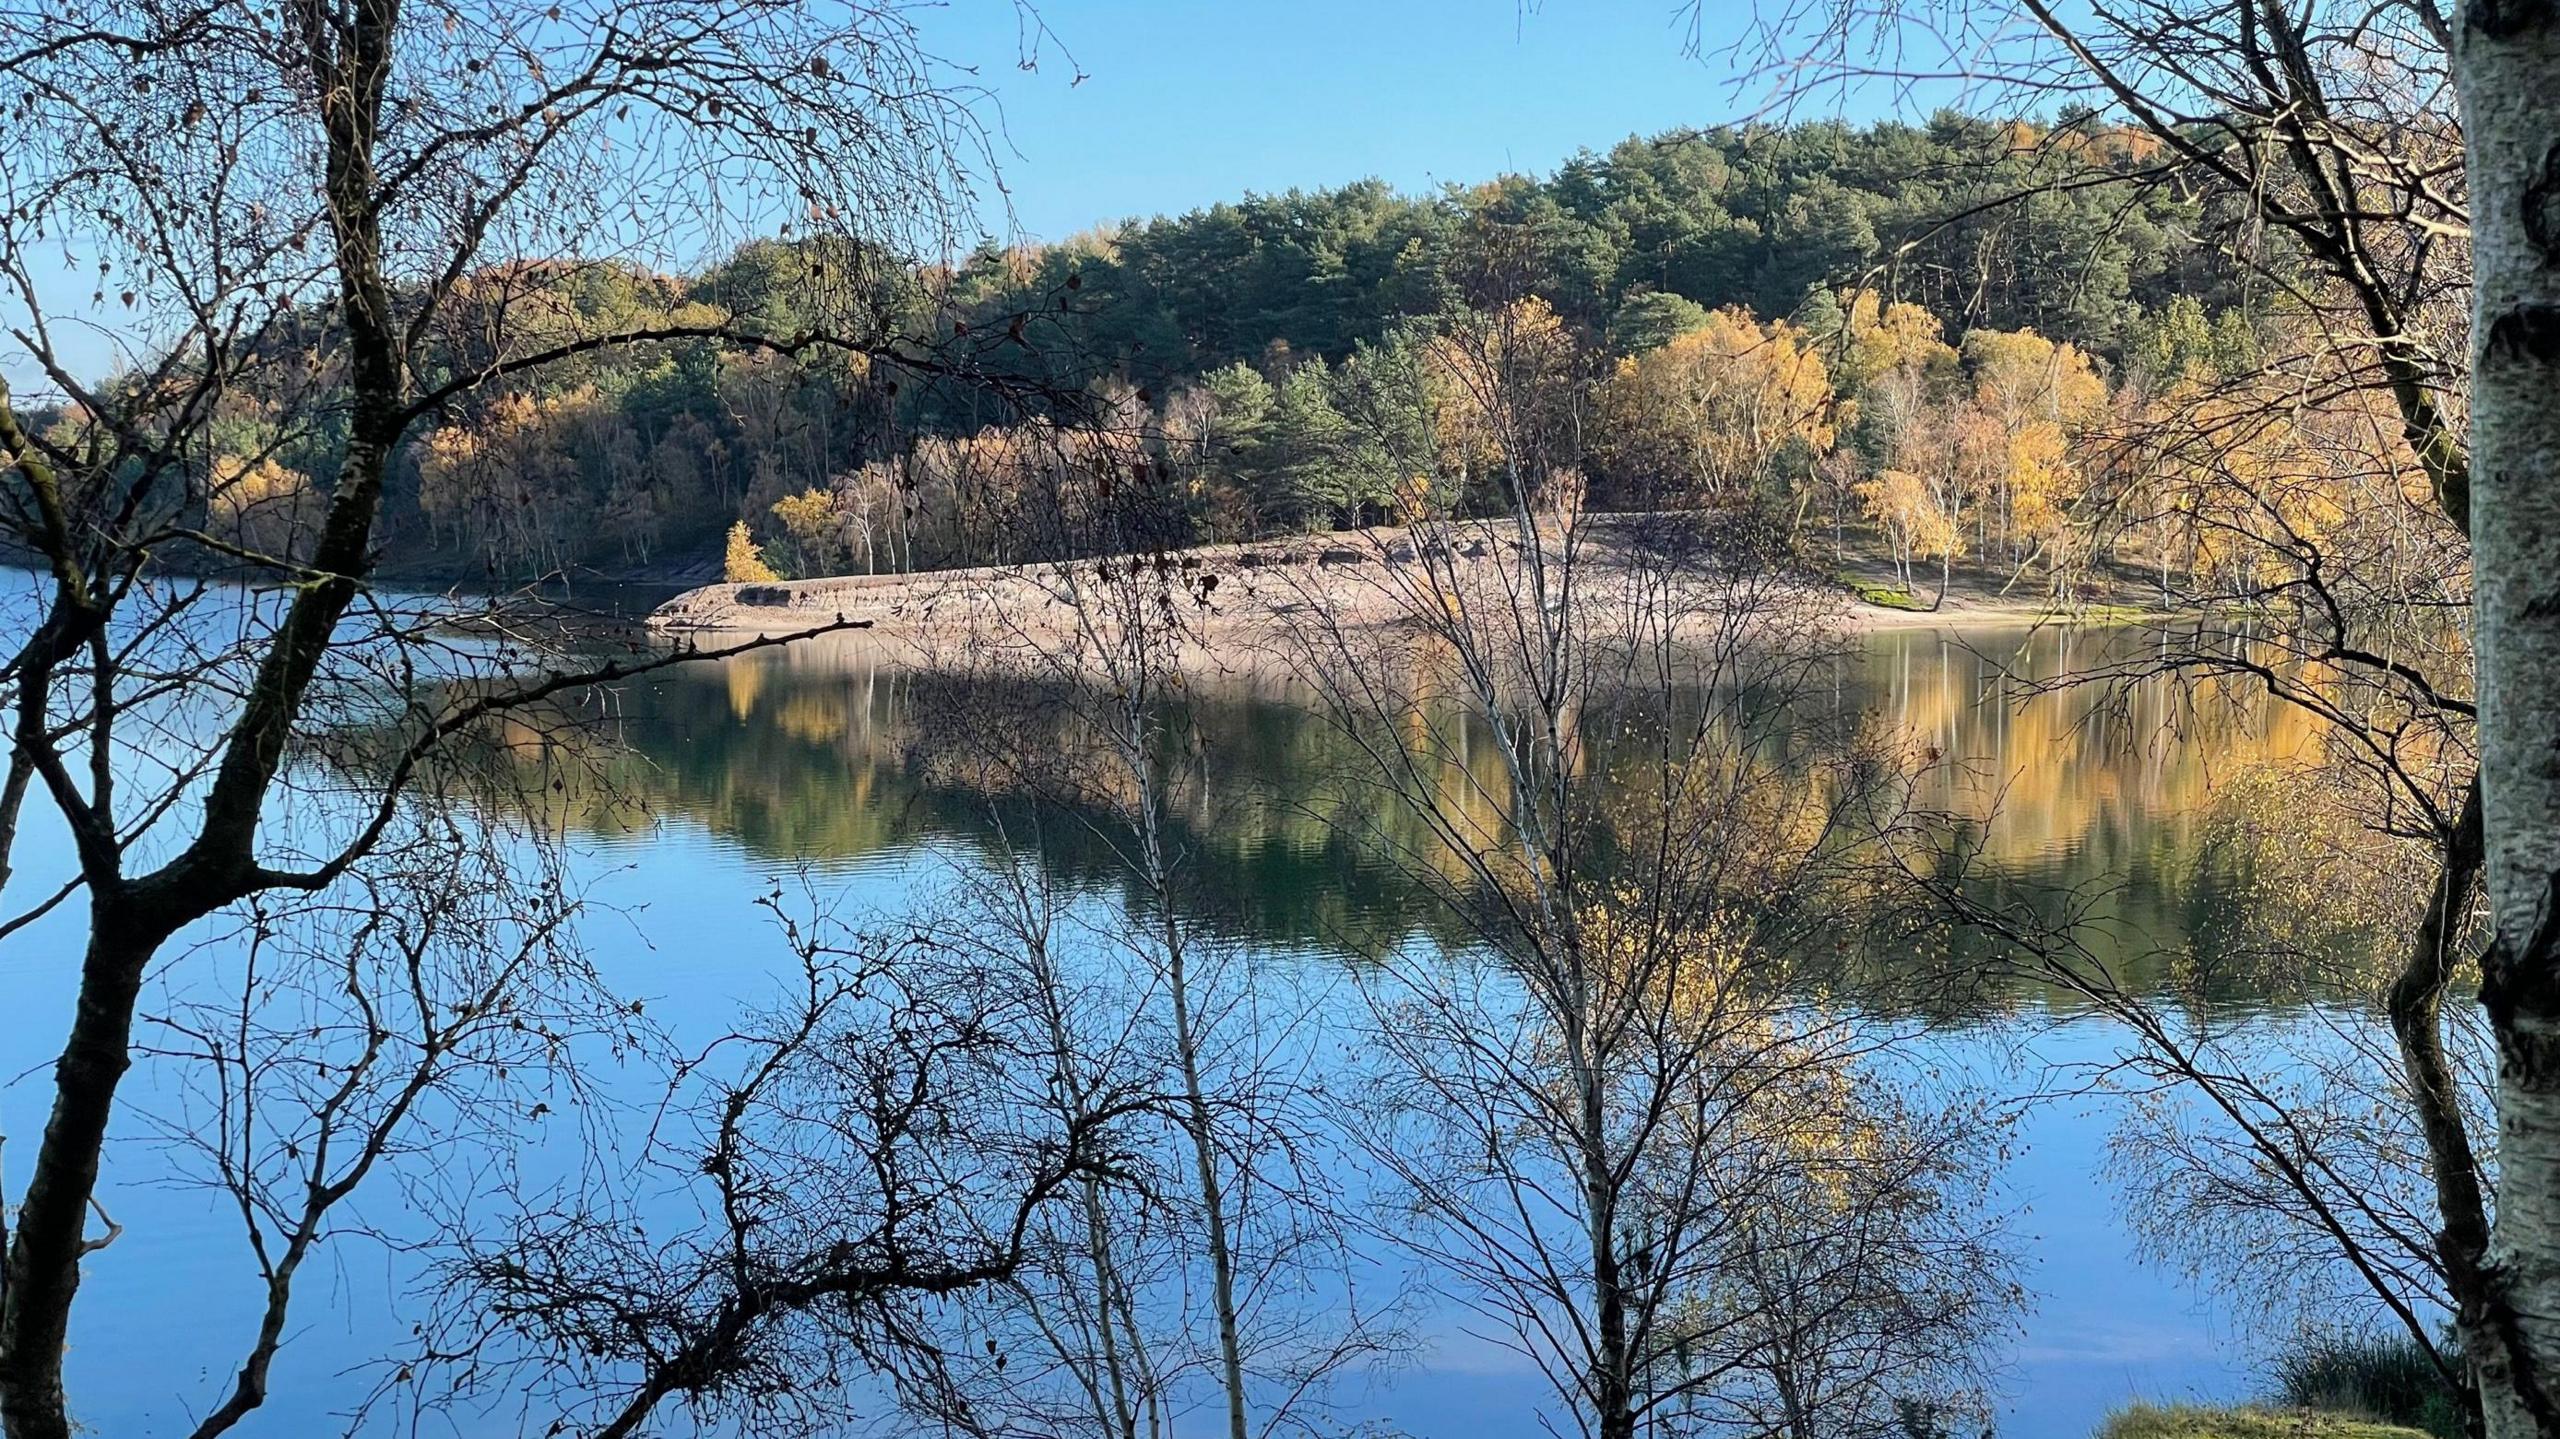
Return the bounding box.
[947,110,2234,387]
[119,110,2289,581]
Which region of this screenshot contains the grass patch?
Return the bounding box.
[1838,573,1930,611]
[2098,1403,2435,1439]
[2275,1333,2465,1439]
[2057,602,2160,624]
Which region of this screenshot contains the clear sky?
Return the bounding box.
[915,0,1838,244]
[6,1,1906,391]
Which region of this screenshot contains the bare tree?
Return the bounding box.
[1263,282,2016,1439]
[1710,0,2539,1421]
[880,419,1404,1439]
[942,846,1177,1439]
[925,835,1398,1439]
[0,0,1071,1433]
[385,883,1152,1439]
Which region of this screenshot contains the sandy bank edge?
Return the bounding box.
[645,531,2163,642]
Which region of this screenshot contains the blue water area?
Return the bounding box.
[1,622,2340,1437]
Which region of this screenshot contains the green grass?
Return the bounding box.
[2098,1403,2436,1439]
[2058,602,2160,624]
[1837,572,1930,611]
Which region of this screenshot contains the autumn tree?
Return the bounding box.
[1950,328,2106,566]
[769,486,850,575]
[724,519,783,583]
[204,454,323,563]
[1265,254,2015,1439]
[1267,500,2016,1439]
[1593,306,1838,511]
[1856,467,1953,597]
[1424,295,1585,513]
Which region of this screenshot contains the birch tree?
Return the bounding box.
[2455,6,2560,1430]
[1265,269,2016,1439]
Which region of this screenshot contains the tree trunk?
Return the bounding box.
[1126,700,1249,1439]
[2455,6,2560,1431]
[1583,1082,1637,1439]
[0,17,400,1425]
[1162,919,1249,1439]
[0,915,160,1439]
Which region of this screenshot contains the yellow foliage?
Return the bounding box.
[723,520,779,583]
[205,452,317,557]
[414,386,619,566]
[1961,328,2106,426]
[1568,886,1890,1211]
[1836,290,1955,397]
[207,453,308,522]
[1424,296,1579,487]
[1857,466,1958,566]
[1906,328,2109,558]
[2114,374,2386,590]
[769,486,846,571]
[1594,306,1836,505]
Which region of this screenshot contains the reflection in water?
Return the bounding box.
[10,616,2354,1439]
[531,622,2326,1013]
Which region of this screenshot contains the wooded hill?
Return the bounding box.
[144,110,2281,583]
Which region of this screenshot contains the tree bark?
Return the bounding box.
[1163,926,1249,1439]
[0,915,159,1439]
[1583,1070,1637,1439]
[2456,3,2560,1430]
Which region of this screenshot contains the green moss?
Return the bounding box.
[1837,573,1929,611]
[2097,1403,2437,1439]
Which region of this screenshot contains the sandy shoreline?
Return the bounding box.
[645,526,2159,644]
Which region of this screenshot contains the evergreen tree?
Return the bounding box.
[1260,362,1359,530]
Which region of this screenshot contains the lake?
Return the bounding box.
[0,617,2371,1439]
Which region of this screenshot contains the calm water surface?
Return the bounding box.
[2,620,2343,1438]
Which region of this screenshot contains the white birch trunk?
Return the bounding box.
[2457,5,2560,1431]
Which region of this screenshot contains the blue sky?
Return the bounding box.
[915,0,1832,243]
[6,1,1915,390]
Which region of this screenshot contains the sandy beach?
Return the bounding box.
[645,523,2150,644]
